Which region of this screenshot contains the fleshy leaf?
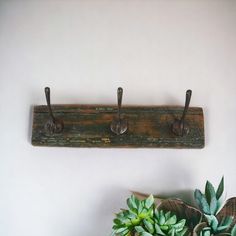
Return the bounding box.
[135,226,145,233]
[145,195,154,209]
[194,189,211,215]
[216,177,224,200]
[144,219,154,234]
[155,224,165,235]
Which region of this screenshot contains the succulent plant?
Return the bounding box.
[193,177,236,236]
[157,198,202,231]
[199,215,234,236]
[134,209,187,236]
[112,195,188,236]
[194,177,224,216]
[112,195,155,236]
[111,177,236,236]
[154,209,187,236]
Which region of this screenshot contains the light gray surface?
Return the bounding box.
[0,1,236,236]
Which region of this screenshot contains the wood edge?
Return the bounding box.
[32,104,204,108]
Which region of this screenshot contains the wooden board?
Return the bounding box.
[31,105,205,148]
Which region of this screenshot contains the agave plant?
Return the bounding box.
[111,195,188,236]
[194,177,224,216]
[193,177,236,236]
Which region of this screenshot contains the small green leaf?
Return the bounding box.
[159,210,166,225]
[131,195,139,207]
[127,198,136,212]
[211,217,219,232]
[145,195,154,209]
[173,219,186,229]
[116,227,128,233]
[135,226,146,233]
[216,176,224,200]
[217,225,230,232]
[155,224,165,236]
[205,181,212,205]
[165,215,177,225]
[203,230,211,236]
[120,228,129,236]
[210,196,218,215]
[165,211,171,219]
[144,219,154,234]
[138,200,144,214]
[141,232,153,236]
[205,214,218,228]
[178,227,188,236]
[194,189,211,214]
[219,216,233,228]
[205,181,218,214]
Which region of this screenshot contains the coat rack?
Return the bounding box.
[31,87,205,148]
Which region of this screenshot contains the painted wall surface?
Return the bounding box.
[0,1,236,235]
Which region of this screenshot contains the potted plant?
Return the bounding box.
[111,177,236,236]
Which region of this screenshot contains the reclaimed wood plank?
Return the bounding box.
[31,105,205,148]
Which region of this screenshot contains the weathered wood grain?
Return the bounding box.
[31,105,205,148]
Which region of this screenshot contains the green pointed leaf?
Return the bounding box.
[159,210,166,225]
[155,224,165,236]
[144,219,154,234]
[173,219,186,229]
[131,195,139,207]
[178,227,188,236]
[194,189,211,214]
[110,230,116,236]
[126,212,136,220]
[116,227,128,233]
[205,214,218,229]
[205,182,212,205]
[219,216,233,228]
[165,211,171,219]
[216,177,224,200]
[211,217,219,232]
[203,230,211,236]
[135,226,146,233]
[165,215,177,225]
[120,228,129,236]
[113,218,122,225]
[145,195,154,209]
[127,195,139,212]
[141,232,153,236]
[171,228,175,236]
[210,196,218,215]
[155,209,160,219]
[138,200,144,214]
[205,181,218,214]
[217,225,231,232]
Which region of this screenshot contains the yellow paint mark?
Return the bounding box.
[78,140,86,143]
[101,138,111,143]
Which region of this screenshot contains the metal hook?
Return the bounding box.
[44,87,64,134]
[110,87,128,135]
[171,89,192,136]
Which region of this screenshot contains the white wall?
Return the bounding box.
[0,0,236,235]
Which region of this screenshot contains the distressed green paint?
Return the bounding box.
[31,105,205,148]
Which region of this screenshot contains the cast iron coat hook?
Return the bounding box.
[110,87,128,135]
[171,89,192,136]
[44,87,64,134]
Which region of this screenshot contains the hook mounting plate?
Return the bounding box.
[31,105,204,148]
